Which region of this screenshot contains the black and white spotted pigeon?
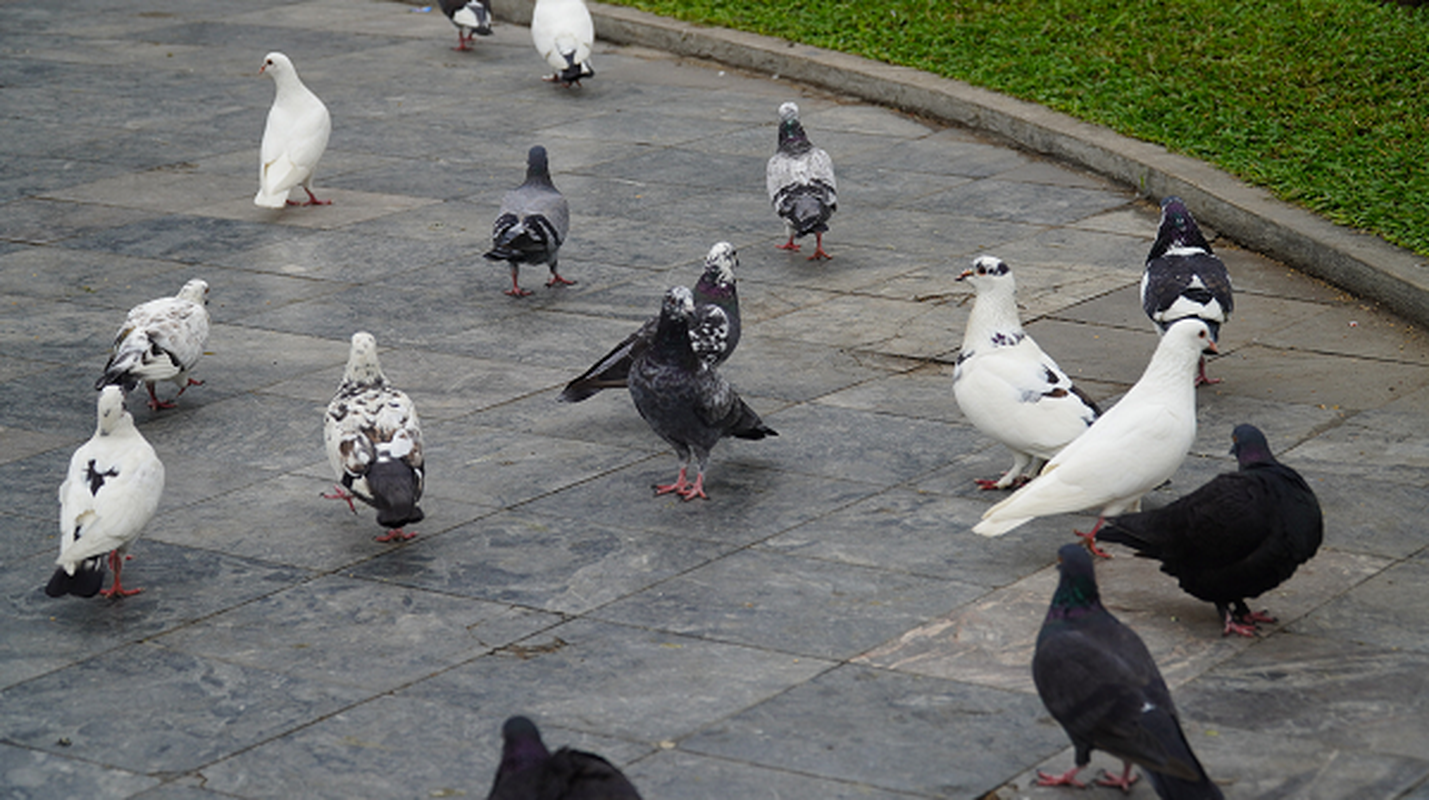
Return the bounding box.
[96,278,210,411]
[438,0,492,50]
[487,716,642,800]
[1033,544,1225,799]
[766,101,837,260]
[1098,424,1323,637]
[484,145,574,297]
[629,286,775,501]
[560,242,740,403]
[1142,197,1233,385]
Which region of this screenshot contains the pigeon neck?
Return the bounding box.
[1149,218,1212,261]
[962,287,1023,349]
[695,271,735,304]
[652,310,699,368]
[778,120,813,156]
[270,70,312,103]
[1048,574,1102,620]
[499,736,550,777]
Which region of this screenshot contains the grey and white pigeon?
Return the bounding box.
[560,242,740,403]
[766,101,837,260]
[1142,197,1232,385]
[530,0,595,86]
[1033,544,1225,798]
[487,716,642,800]
[953,256,1099,489]
[439,0,492,50]
[484,145,575,297]
[46,386,165,599]
[629,286,776,501]
[255,52,331,208]
[1098,424,1323,637]
[973,319,1217,555]
[96,278,210,411]
[323,332,425,542]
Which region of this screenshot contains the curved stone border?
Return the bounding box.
[489,0,1429,327]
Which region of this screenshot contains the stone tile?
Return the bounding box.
[0,246,191,306]
[813,362,964,424]
[188,187,442,231]
[918,179,1131,226]
[215,228,468,283]
[839,133,1031,179]
[57,213,306,265]
[628,749,922,800]
[0,198,162,245]
[1201,343,1429,411]
[0,743,159,800]
[1289,556,1429,653]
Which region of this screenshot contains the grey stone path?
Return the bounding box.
[2,1,1428,798]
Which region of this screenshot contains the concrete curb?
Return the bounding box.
[491,0,1429,328]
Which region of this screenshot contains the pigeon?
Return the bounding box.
[484,145,575,297]
[766,101,837,260]
[1098,424,1323,637]
[488,716,642,800]
[1142,197,1233,385]
[973,318,1217,555]
[323,332,425,543]
[255,52,332,208]
[530,0,595,86]
[560,242,740,403]
[46,386,165,599]
[96,278,210,411]
[439,0,492,50]
[629,286,776,501]
[953,256,1100,490]
[1033,544,1225,799]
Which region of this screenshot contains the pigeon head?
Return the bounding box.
[776,102,811,153]
[497,716,551,776]
[526,145,551,181]
[259,52,294,78]
[1164,317,1218,357]
[343,332,388,387]
[662,285,696,321]
[1230,423,1276,467]
[177,279,209,306]
[957,255,1013,286]
[1151,195,1213,259]
[702,242,738,288]
[1049,543,1102,614]
[778,102,800,123]
[95,385,130,436]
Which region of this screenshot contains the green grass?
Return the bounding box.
[605,0,1429,256]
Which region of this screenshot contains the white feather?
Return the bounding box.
[324,333,424,506]
[531,0,594,76]
[256,52,331,208]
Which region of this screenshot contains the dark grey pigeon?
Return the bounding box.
[629,285,775,501]
[439,0,492,50]
[560,242,740,403]
[484,145,574,297]
[487,716,642,800]
[1141,196,1233,385]
[1098,424,1323,637]
[766,101,836,260]
[1033,544,1225,799]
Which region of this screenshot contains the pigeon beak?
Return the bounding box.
[956,269,974,282]
[1205,340,1220,354]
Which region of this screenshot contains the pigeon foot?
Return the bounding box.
[1034,767,1086,789]
[286,187,331,207]
[504,286,534,298]
[654,468,690,497]
[99,551,143,598]
[807,233,832,261]
[1241,609,1278,625]
[1095,763,1139,793]
[677,474,708,501]
[1194,356,1222,386]
[775,238,800,251]
[1074,518,1113,559]
[975,475,1028,491]
[545,273,577,288]
[374,529,417,543]
[145,384,178,411]
[321,485,359,514]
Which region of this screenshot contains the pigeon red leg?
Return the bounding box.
[146,383,177,411]
[775,235,800,251]
[1221,608,1261,637]
[1242,609,1278,625]
[453,31,471,51]
[1034,766,1087,789]
[505,266,533,298]
[1193,355,1222,386]
[287,187,331,207]
[806,232,832,261]
[678,472,709,501]
[322,485,359,514]
[653,467,690,497]
[1095,762,1139,793]
[1074,517,1114,559]
[545,271,576,288]
[99,550,143,598]
[175,377,204,397]
[374,528,417,543]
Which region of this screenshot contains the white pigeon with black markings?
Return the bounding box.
[974,318,1218,555]
[47,386,165,599]
[96,278,210,411]
[255,52,332,208]
[766,101,837,260]
[531,0,594,85]
[1141,196,1232,385]
[323,332,425,543]
[953,256,1100,490]
[438,0,492,50]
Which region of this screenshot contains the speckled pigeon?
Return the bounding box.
[96,278,210,411]
[767,101,837,260]
[560,242,740,403]
[1142,197,1233,385]
[439,0,492,50]
[1098,424,1323,637]
[484,145,575,297]
[1033,544,1225,799]
[487,716,641,800]
[629,286,775,501]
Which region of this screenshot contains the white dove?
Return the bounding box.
[973,318,1217,556]
[953,256,1099,490]
[96,278,210,411]
[255,52,331,208]
[323,332,425,542]
[46,386,165,599]
[531,0,595,86]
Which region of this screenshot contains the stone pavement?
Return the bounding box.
[2,1,1428,798]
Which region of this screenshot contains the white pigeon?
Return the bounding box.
[96,278,210,411]
[953,256,1100,490]
[531,0,595,86]
[973,318,1218,555]
[255,52,332,208]
[766,101,837,260]
[1141,196,1233,385]
[323,332,425,542]
[46,386,165,599]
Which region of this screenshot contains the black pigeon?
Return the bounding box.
[438,0,493,50]
[487,716,642,800]
[1141,196,1233,385]
[766,102,837,260]
[1097,424,1323,637]
[629,286,775,501]
[1033,544,1225,799]
[560,242,740,403]
[485,145,574,297]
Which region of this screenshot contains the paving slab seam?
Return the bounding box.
[483,0,1429,329]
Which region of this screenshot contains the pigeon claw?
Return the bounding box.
[677,474,708,501]
[1074,518,1113,559]
[1034,767,1087,789]
[505,286,534,298]
[286,187,331,207]
[806,233,832,261]
[322,486,359,514]
[775,239,801,251]
[1095,764,1139,793]
[654,468,690,497]
[545,273,577,288]
[1194,355,1222,386]
[98,551,143,599]
[374,529,417,543]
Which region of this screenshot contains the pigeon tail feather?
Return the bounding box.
[365,459,423,530]
[45,560,105,598]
